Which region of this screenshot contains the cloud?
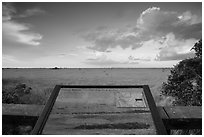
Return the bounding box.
[136,7,201,39]
[83,47,141,66]
[85,58,126,65]
[176,11,202,25]
[173,23,202,39]
[80,7,201,64]
[56,53,78,58]
[68,53,78,56]
[137,7,201,64]
[137,7,177,32]
[82,27,141,52]
[155,33,196,61]
[85,57,138,66]
[156,52,195,61]
[136,7,178,37]
[2,3,16,21]
[137,7,202,39]
[3,21,42,46]
[128,56,151,61]
[82,7,201,55]
[2,3,43,46]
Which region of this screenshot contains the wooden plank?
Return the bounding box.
[157,107,170,134]
[2,103,201,133]
[164,106,202,119]
[2,104,44,117]
[142,85,167,135]
[3,104,201,134]
[157,107,169,120]
[43,113,156,135]
[2,104,44,132]
[163,106,202,130]
[31,85,61,134]
[60,85,144,88]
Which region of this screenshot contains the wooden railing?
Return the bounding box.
[2,104,202,135]
[157,106,202,134]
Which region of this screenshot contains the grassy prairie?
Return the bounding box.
[2,68,173,105]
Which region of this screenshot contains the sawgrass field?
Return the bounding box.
[2,68,173,106]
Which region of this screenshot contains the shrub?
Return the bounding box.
[2,83,45,105]
[160,40,202,135]
[161,40,202,106]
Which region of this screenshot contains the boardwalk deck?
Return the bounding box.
[2,104,202,134]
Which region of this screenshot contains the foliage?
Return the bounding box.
[2,82,45,105]
[161,40,202,106]
[191,39,202,58]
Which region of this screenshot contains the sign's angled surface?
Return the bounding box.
[32,85,167,135]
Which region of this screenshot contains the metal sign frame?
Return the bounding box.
[31,85,167,135]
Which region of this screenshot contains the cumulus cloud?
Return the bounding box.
[82,28,141,52]
[176,11,202,25]
[136,7,201,39]
[82,7,201,62]
[136,7,177,32]
[155,33,196,61]
[2,3,43,46]
[173,23,202,39]
[84,47,142,66]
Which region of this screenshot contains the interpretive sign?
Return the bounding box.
[32,85,167,135]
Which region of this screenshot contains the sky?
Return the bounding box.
[2,2,202,68]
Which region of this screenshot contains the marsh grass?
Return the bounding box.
[2,68,172,106]
[2,78,52,105]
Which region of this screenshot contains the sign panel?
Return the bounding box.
[116,90,146,107]
[32,85,167,135]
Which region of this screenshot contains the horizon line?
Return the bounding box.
[2,67,173,69]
